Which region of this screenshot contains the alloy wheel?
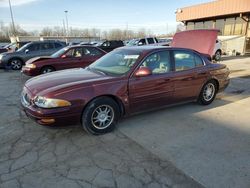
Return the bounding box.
[91,105,114,130]
[11,60,22,70]
[42,68,53,74]
[203,83,215,102]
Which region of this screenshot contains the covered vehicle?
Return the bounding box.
[22,45,106,76]
[21,30,229,135]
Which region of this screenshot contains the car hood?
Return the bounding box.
[171,29,219,57]
[0,51,22,57]
[26,56,54,64]
[25,68,112,96]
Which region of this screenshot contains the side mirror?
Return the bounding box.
[61,54,67,58]
[25,49,29,54]
[138,42,143,46]
[135,67,152,77]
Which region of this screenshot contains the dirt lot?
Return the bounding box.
[0,72,202,187]
[0,56,249,188]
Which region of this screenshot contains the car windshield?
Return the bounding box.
[126,39,139,46]
[3,43,12,48]
[51,47,68,58]
[89,49,141,76]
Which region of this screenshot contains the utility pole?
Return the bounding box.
[166,23,169,35]
[64,11,69,35]
[126,22,128,39]
[8,0,16,36]
[62,19,66,36]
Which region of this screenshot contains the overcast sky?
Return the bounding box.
[0,0,210,34]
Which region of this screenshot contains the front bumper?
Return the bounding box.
[21,67,40,76]
[21,90,82,126]
[22,106,81,126]
[0,60,5,68]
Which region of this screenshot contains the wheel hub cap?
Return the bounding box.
[91,105,114,130]
[206,88,212,96]
[98,113,108,122]
[11,61,21,69]
[203,83,215,102]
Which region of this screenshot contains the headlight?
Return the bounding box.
[25,64,36,69]
[34,96,71,108]
[0,54,3,60]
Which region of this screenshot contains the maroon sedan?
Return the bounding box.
[21,30,230,135]
[21,45,106,76]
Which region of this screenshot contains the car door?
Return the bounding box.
[128,50,175,113]
[23,43,41,62]
[58,47,83,70]
[172,50,207,102]
[40,42,55,56]
[80,47,105,67]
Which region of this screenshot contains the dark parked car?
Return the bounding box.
[0,40,65,70]
[22,45,106,76]
[21,30,229,135]
[127,37,159,46]
[96,40,124,52]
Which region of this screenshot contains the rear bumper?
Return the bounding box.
[218,78,230,92]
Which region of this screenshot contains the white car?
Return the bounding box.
[213,39,222,61]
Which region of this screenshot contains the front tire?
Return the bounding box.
[40,66,55,74]
[81,97,120,135]
[198,80,217,105]
[9,58,23,70]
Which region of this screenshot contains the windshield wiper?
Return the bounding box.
[87,67,107,76]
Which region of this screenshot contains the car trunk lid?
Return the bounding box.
[171,29,219,57]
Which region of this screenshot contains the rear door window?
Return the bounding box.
[194,54,204,67]
[173,50,196,71]
[41,43,54,50]
[84,47,103,56]
[147,38,155,44]
[55,42,63,48]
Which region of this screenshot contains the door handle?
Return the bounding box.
[198,72,207,75]
[164,78,171,82]
[182,77,194,81]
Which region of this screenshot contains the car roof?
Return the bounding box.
[116,45,198,54]
[29,40,63,44]
[70,45,98,48]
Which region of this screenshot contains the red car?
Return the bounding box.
[21,30,230,135]
[21,45,106,76]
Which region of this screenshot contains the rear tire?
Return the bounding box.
[214,50,221,61]
[81,97,120,135]
[198,80,217,105]
[40,66,55,74]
